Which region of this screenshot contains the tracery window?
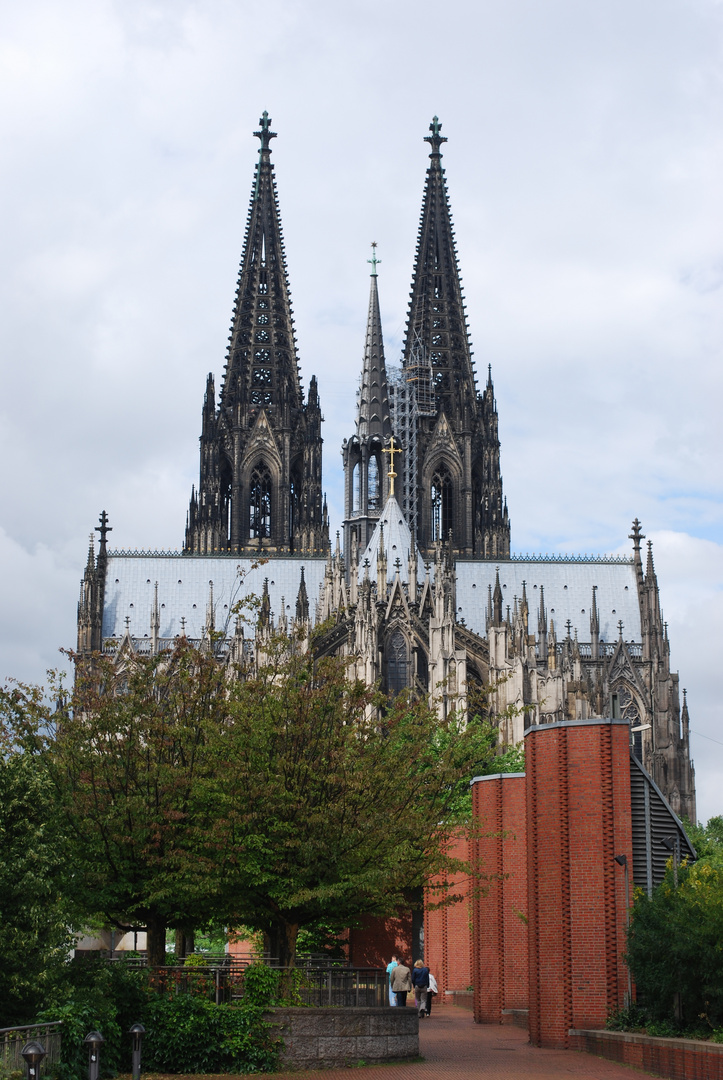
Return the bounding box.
[387,629,409,696]
[249,464,272,539]
[431,470,453,542]
[612,683,642,759]
[368,455,381,511]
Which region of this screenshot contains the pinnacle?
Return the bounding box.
[424,114,448,157]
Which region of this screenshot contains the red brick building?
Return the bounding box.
[352,717,694,1050]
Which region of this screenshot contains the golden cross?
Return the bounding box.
[382,436,402,498]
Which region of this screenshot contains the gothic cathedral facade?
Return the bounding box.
[77,114,696,822]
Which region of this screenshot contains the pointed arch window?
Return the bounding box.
[368,455,381,512]
[249,464,272,539]
[431,470,453,542]
[387,629,409,696]
[289,469,301,544]
[612,682,643,759]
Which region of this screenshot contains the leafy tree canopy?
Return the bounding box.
[626,816,723,1033]
[6,638,521,971]
[0,687,79,1024]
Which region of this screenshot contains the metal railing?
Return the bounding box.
[104,956,387,1008]
[288,966,387,1008]
[0,1023,61,1075]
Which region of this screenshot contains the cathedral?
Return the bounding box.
[77,112,696,822]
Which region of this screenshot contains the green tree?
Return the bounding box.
[205,641,507,968]
[684,816,723,868]
[44,643,233,964]
[0,686,78,1024]
[6,639,516,974]
[627,857,723,1030]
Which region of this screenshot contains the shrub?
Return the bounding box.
[142,995,277,1074]
[627,862,723,1031]
[37,959,279,1077]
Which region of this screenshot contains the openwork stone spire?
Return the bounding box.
[396,117,510,559]
[403,115,476,418]
[220,110,301,413]
[185,114,327,555]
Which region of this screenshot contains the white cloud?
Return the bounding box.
[0,0,722,816]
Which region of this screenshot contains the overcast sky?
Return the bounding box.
[1,0,722,820]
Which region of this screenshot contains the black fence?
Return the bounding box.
[0,1022,62,1075]
[106,955,388,1007]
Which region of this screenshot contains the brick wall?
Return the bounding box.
[424,833,472,1003]
[570,1028,723,1080]
[348,913,412,969]
[526,719,633,1049]
[470,773,528,1024]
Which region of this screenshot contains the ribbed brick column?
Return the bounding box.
[425,833,472,1003]
[471,773,528,1024]
[525,719,633,1049]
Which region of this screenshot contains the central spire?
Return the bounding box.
[342,245,396,570]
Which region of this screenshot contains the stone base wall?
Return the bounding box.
[266,1007,419,1070]
[570,1028,723,1080]
[444,990,474,1010]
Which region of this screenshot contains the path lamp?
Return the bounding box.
[661,835,680,887]
[129,1023,145,1080]
[84,1031,104,1080]
[21,1041,47,1080]
[614,855,633,1007]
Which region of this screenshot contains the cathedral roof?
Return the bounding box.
[358,494,425,584]
[100,555,327,642]
[456,560,642,645]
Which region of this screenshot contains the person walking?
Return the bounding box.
[389,958,412,1008]
[386,955,399,1006]
[426,970,438,1016]
[412,959,430,1018]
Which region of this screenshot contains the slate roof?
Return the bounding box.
[102,555,327,641]
[455,560,641,642]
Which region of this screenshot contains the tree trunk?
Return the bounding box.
[175,929,187,960]
[174,928,195,959]
[146,914,167,966]
[268,919,299,971]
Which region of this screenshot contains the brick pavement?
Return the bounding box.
[266,1006,653,1079]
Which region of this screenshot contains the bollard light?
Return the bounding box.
[21,1041,47,1080]
[129,1023,146,1080]
[84,1030,104,1080]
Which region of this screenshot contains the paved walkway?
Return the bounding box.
[269,1005,651,1080]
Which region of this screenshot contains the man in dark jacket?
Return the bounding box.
[389,959,412,1007]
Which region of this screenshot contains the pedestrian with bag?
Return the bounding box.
[426,970,438,1016]
[412,958,430,1018]
[389,958,412,1008]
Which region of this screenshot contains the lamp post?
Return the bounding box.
[614,854,633,1007]
[661,835,680,887]
[21,1042,47,1080]
[129,1023,145,1080]
[84,1031,104,1080]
